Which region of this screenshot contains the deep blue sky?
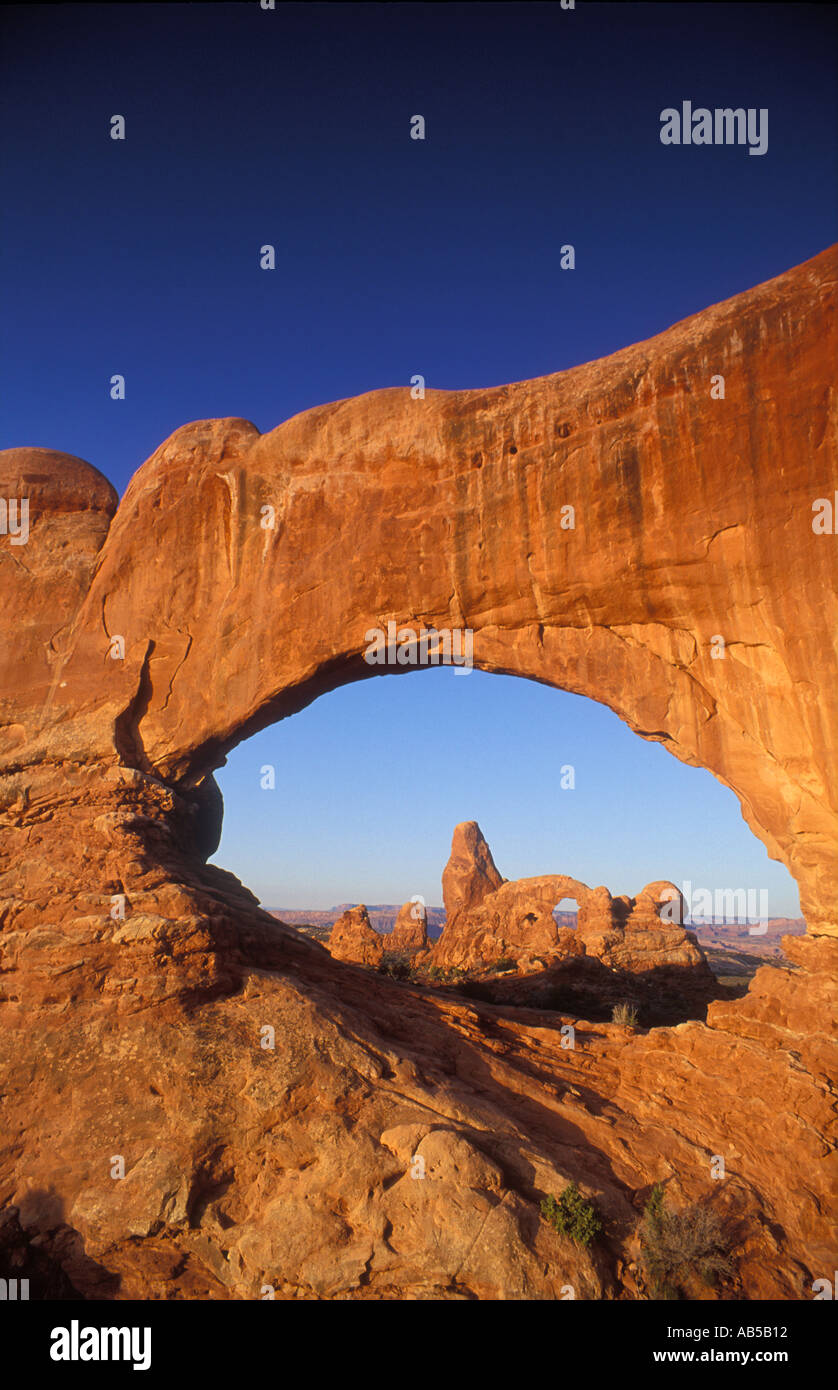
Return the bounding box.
[2,2,835,912]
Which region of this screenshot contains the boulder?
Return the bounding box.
[328,905,384,967]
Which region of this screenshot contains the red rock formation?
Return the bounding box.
[0,249,836,1299]
[0,448,117,744]
[328,905,385,966]
[387,899,430,953]
[441,822,505,928]
[4,249,834,933]
[433,825,712,1003]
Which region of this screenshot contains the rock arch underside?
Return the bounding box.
[0,247,835,1299]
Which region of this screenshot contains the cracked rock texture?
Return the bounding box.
[0,248,835,1299]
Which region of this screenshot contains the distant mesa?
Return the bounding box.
[274,900,804,958]
[271,903,445,940]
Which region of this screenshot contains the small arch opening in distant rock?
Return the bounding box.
[553,897,579,930]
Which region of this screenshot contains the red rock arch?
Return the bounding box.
[1,250,836,1302]
[2,247,836,940]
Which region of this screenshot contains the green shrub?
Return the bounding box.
[540,1182,602,1248]
[640,1185,733,1299]
[612,1001,639,1025]
[426,964,445,981]
[645,1181,666,1229]
[427,964,466,984]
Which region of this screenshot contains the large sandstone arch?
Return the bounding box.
[0,249,836,1302]
[3,246,836,933]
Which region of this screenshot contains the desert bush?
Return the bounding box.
[377,952,413,980]
[640,1184,733,1298]
[612,1001,639,1025]
[427,964,466,984]
[540,1182,602,1248]
[488,956,517,973]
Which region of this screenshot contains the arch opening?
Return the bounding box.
[553,899,579,930]
[206,665,801,1023]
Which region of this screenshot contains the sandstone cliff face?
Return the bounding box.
[0,250,836,1300]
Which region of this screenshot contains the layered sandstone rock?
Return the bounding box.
[0,249,836,1300]
[328,905,385,967]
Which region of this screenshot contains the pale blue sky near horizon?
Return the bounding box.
[2,2,833,919]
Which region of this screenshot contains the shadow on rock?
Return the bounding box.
[1,1191,121,1300]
